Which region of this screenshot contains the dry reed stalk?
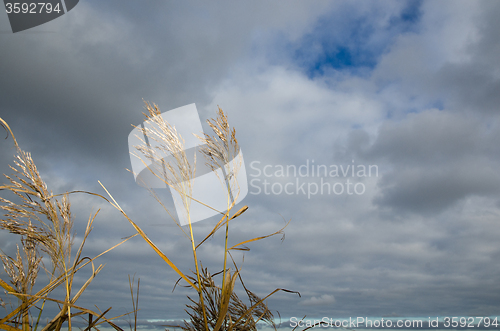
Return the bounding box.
[0,118,132,331]
[127,275,140,331]
[194,106,243,298]
[131,101,209,330]
[123,103,297,331]
[0,119,75,331]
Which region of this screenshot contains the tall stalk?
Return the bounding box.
[126,103,294,331]
[187,214,209,331]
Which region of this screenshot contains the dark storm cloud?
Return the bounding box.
[0,1,246,162]
[433,2,500,114]
[364,110,500,214]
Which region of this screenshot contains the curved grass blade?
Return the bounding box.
[228,219,290,251]
[99,181,198,291]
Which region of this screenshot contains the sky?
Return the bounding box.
[1,0,500,328]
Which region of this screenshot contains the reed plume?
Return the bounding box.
[0,118,132,331]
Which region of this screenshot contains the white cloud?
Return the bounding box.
[300,294,336,306]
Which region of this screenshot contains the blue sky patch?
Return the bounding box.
[288,1,423,78]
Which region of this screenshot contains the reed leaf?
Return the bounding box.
[98,181,198,291]
[228,219,290,251]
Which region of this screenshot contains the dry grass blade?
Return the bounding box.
[128,275,140,331]
[228,206,248,221]
[98,181,198,291]
[82,307,112,331]
[0,118,17,147]
[228,219,290,251]
[195,205,248,250]
[0,324,22,331]
[0,278,17,296]
[212,269,238,331]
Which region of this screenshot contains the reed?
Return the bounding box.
[0,118,133,331]
[0,102,298,331]
[109,102,297,331]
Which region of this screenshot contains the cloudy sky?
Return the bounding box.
[2,0,500,328]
